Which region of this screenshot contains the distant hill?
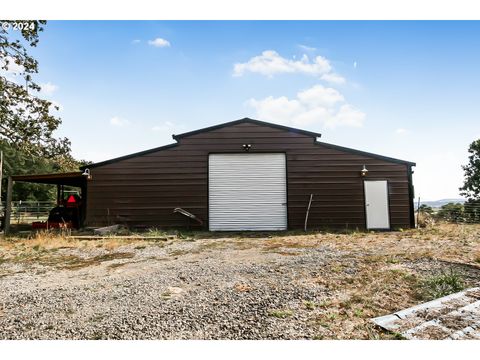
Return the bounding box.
[420,198,466,209]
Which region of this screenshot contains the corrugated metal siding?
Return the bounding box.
[208,153,287,231]
[86,121,413,230]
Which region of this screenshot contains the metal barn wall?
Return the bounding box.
[85,121,413,229]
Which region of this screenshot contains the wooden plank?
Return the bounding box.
[69,235,175,240]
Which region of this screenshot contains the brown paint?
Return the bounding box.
[85,120,414,230]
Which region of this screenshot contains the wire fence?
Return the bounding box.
[1,200,479,228]
[0,201,56,224]
[417,202,480,224]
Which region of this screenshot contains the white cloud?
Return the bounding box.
[148,38,171,48]
[40,82,58,96]
[297,85,344,108]
[110,116,130,127]
[320,72,346,85]
[233,49,349,86]
[132,39,141,44]
[353,61,357,69]
[247,84,365,129]
[233,50,332,78]
[395,128,408,134]
[328,104,366,128]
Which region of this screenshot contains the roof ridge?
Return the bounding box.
[172,117,322,140]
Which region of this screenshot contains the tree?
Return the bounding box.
[0,20,71,159]
[460,139,480,200]
[436,203,464,222]
[418,204,434,215]
[0,140,55,201]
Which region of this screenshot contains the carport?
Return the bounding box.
[3,172,88,234]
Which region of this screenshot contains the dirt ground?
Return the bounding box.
[0,223,479,339]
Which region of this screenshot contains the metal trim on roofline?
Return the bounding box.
[172,117,323,140]
[81,118,415,169]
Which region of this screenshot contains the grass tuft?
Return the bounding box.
[267,309,293,318]
[419,269,465,301]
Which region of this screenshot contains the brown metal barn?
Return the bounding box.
[80,118,416,231]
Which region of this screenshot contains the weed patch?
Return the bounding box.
[419,270,465,301]
[268,309,293,318]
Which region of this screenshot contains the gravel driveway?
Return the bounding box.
[2,225,479,340]
[0,237,342,339]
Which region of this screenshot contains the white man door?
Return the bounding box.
[364,180,390,230]
[208,153,287,231]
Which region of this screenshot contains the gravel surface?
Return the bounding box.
[0,238,342,339]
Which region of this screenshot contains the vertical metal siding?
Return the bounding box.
[86,122,413,230]
[208,153,287,231]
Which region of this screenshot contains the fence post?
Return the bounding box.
[416,196,421,228]
[4,177,13,235]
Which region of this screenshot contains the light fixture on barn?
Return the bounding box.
[82,168,92,180]
[360,164,369,177]
[242,144,252,152]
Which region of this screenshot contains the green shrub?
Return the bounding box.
[436,203,465,222]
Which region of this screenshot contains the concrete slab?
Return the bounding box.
[372,287,480,339]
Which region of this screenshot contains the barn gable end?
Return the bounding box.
[84,118,415,230]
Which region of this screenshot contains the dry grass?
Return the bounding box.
[0,231,155,273]
[0,229,182,255]
[260,223,480,339]
[1,223,479,339]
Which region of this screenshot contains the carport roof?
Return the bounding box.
[11,172,87,187]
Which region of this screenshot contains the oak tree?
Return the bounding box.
[0,20,71,159]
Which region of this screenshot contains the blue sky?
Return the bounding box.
[15,21,480,200]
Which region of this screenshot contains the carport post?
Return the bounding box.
[4,176,12,235]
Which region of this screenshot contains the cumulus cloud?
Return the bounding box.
[233,50,331,78]
[320,73,346,85]
[246,84,365,129]
[297,85,344,108]
[40,82,58,96]
[148,38,171,48]
[233,50,347,85]
[110,116,130,127]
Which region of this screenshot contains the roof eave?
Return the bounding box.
[80,142,179,169]
[315,140,416,166]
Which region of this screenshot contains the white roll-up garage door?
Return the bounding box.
[208,153,287,231]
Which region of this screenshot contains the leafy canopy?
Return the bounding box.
[460,139,480,200]
[0,20,71,159]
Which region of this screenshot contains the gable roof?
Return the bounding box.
[172,117,322,140]
[82,118,415,169]
[316,141,416,166]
